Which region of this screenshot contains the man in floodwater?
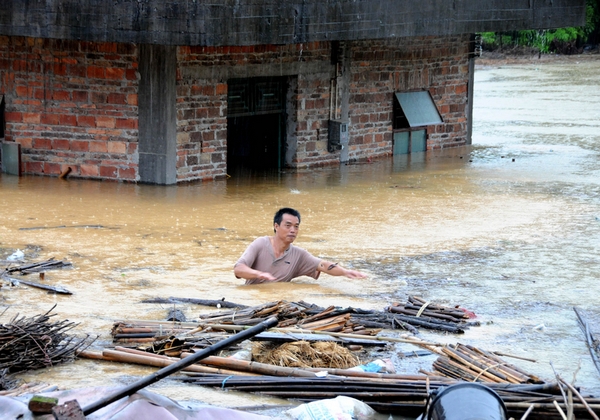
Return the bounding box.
[234,207,368,285]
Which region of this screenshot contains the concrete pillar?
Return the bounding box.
[138,44,177,185]
[466,34,476,146]
[338,41,351,163]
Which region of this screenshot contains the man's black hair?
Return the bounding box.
[273,208,301,232]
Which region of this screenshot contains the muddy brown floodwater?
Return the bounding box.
[1,55,599,417]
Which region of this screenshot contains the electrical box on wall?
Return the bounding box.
[328,120,348,153]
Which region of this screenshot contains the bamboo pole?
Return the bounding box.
[81,317,278,416]
[77,350,106,360]
[431,360,478,382]
[574,307,600,376]
[520,404,535,420]
[466,345,540,383]
[404,303,468,319]
[112,345,450,384]
[113,320,200,328]
[457,345,530,384]
[558,378,600,420]
[194,323,444,347]
[297,306,337,325]
[568,388,574,420]
[390,306,462,323]
[302,367,452,383]
[273,327,444,348]
[492,352,537,363]
[90,349,256,376]
[441,347,512,383]
[553,400,568,420]
[506,401,600,411]
[180,352,327,378]
[294,314,350,330]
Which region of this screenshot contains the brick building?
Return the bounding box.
[0,1,586,184]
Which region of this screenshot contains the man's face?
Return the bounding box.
[275,213,300,244]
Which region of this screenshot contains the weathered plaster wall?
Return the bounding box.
[0,36,139,180]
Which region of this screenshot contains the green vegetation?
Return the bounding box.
[479,0,600,54]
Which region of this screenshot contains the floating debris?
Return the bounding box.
[141,297,248,309]
[2,258,72,274]
[1,258,74,294]
[387,296,477,333]
[81,300,600,420]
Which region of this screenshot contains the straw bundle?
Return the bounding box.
[252,341,360,369]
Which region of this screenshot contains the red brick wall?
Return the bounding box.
[175,42,334,181]
[175,46,229,182]
[1,34,469,182]
[348,35,471,160]
[294,67,340,168]
[0,36,139,180]
[176,36,469,180]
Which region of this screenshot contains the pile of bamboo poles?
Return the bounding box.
[120,298,479,346]
[197,300,362,330]
[112,301,384,346]
[387,296,476,333]
[111,320,200,343]
[426,343,544,384]
[77,346,600,420]
[196,300,416,335]
[0,305,95,373]
[183,375,600,420]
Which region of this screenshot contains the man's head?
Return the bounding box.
[273,207,301,234]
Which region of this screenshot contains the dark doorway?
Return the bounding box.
[227,113,282,170]
[227,77,286,175]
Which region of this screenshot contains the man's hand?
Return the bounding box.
[344,269,368,279]
[234,263,277,282]
[255,271,277,281]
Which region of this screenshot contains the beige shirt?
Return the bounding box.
[235,236,321,284]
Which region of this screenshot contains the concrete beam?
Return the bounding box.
[0,0,587,47]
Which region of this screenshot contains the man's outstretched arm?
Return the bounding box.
[317,260,367,279]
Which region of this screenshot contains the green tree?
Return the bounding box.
[479,0,600,53]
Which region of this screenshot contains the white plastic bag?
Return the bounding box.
[347,359,395,374]
[285,396,377,420]
[7,249,24,261]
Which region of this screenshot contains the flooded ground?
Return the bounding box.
[1,54,599,416]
